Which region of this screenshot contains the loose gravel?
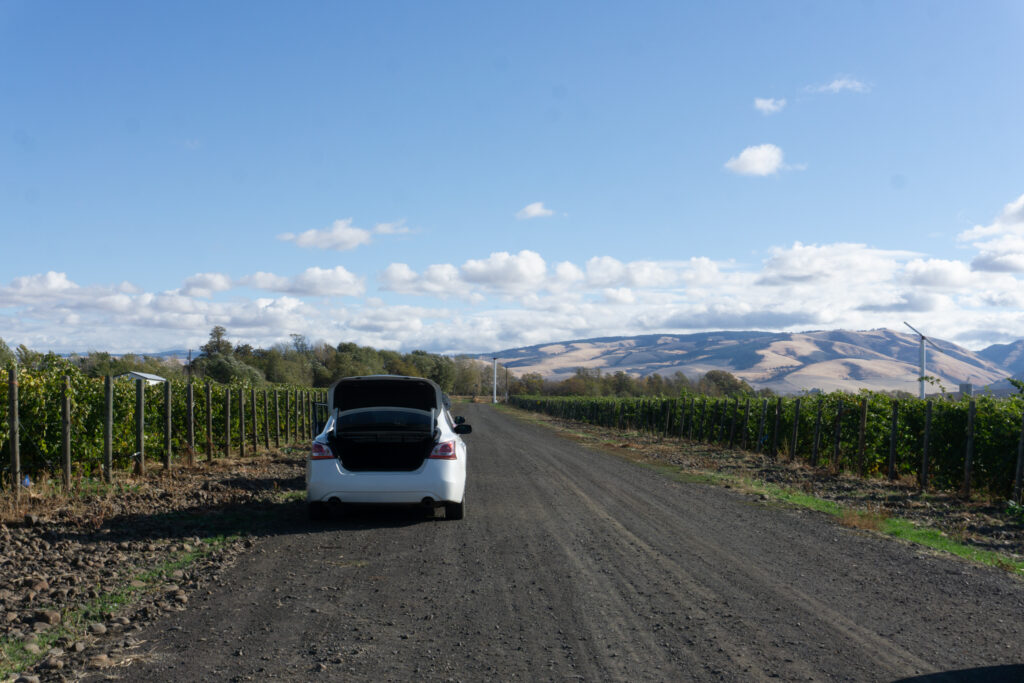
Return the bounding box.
[0,450,305,680]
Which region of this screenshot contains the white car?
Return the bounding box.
[306,375,471,520]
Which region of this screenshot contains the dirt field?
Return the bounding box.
[7,403,1024,681]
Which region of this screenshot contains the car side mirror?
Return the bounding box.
[454,416,466,424]
[454,424,472,435]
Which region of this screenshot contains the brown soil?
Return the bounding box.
[0,448,306,679]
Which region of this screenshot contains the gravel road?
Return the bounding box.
[108,403,1024,682]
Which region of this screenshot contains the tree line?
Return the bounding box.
[508,366,770,399]
[0,329,500,396]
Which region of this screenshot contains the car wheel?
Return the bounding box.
[444,497,465,521]
[308,501,329,521]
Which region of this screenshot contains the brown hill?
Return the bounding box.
[487,329,1013,395]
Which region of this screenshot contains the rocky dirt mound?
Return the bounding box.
[0,449,305,681]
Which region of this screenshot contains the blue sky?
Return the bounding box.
[2,1,1024,355]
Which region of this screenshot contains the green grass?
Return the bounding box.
[882,518,1024,573]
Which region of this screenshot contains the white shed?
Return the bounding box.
[114,371,167,386]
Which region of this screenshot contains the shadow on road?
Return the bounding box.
[43,495,439,547]
[893,664,1024,682]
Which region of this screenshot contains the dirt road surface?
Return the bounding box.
[105,404,1023,681]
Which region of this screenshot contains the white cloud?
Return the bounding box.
[516,202,554,220]
[372,220,411,235]
[10,271,78,294]
[958,193,1024,273]
[724,144,786,176]
[380,263,461,297]
[550,261,585,291]
[6,194,1024,355]
[291,266,365,296]
[904,259,973,288]
[759,242,914,285]
[811,77,870,94]
[754,97,786,114]
[603,288,635,304]
[461,250,548,292]
[181,272,232,298]
[278,218,373,251]
[241,267,364,297]
[585,256,628,287]
[379,263,419,293]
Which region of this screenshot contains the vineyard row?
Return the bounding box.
[1,365,326,494]
[509,393,1024,501]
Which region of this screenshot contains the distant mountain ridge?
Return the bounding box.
[484,329,1021,395]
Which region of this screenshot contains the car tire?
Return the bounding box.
[308,501,329,521]
[444,497,465,521]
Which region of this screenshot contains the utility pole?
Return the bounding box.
[904,322,941,400]
[492,357,498,404]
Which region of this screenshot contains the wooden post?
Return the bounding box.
[62,375,71,490]
[757,399,768,453]
[705,400,714,442]
[1012,407,1024,504]
[263,390,270,450]
[888,401,899,480]
[961,399,976,499]
[728,397,738,448]
[240,388,246,458]
[812,400,822,467]
[857,398,868,476]
[135,379,145,475]
[247,389,256,454]
[687,397,695,440]
[302,391,308,439]
[186,381,195,466]
[705,400,715,442]
[921,401,932,489]
[8,365,19,502]
[715,400,725,443]
[285,390,291,444]
[205,382,213,460]
[163,380,172,469]
[103,375,112,483]
[697,399,706,442]
[791,398,801,461]
[274,389,281,448]
[295,390,301,442]
[308,391,314,438]
[224,388,231,458]
[771,397,781,458]
[742,398,750,450]
[250,387,258,453]
[832,401,843,471]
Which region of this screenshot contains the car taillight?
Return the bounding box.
[429,440,457,460]
[310,442,334,460]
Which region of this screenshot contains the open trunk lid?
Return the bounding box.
[326,376,445,472]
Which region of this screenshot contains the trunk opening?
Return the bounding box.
[329,431,435,472]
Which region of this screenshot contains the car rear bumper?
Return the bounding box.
[306,457,465,504]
